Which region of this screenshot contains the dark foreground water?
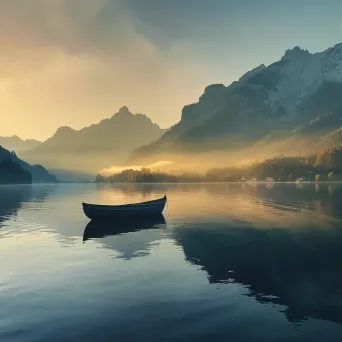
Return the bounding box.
[1,183,342,341]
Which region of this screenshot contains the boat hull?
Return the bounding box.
[82,196,167,220]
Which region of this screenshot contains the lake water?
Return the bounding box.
[1,183,342,341]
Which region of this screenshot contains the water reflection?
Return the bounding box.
[173,219,342,324]
[0,185,58,226]
[96,183,162,199]
[83,216,167,259]
[2,183,342,341]
[95,182,342,220]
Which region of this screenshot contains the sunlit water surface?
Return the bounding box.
[1,183,342,341]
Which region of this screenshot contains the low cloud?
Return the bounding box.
[100,160,173,175]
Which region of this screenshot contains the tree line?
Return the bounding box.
[96,167,201,183]
[96,147,342,183]
[0,159,32,184]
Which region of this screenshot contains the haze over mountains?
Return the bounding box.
[130,42,342,166]
[0,146,58,183]
[0,136,41,152]
[4,42,342,179]
[19,107,166,175]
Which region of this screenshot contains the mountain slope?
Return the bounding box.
[20,107,166,173]
[0,136,41,152]
[131,42,342,164]
[0,159,32,184]
[0,146,58,183]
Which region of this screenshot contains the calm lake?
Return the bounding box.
[1,183,342,341]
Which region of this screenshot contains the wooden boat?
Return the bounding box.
[82,195,167,220]
[83,215,166,242]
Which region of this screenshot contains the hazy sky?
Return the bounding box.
[0,0,341,140]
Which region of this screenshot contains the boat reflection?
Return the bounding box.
[83,215,167,260]
[83,214,166,242]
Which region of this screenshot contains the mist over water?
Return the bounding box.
[1,183,342,341]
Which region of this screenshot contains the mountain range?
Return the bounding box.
[0,136,41,152]
[130,43,342,165]
[5,42,342,177]
[19,106,166,174]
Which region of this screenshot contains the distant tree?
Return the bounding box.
[95,174,105,183]
[314,147,342,172]
[328,172,337,180]
[141,168,151,175]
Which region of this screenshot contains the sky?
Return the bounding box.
[0,0,341,140]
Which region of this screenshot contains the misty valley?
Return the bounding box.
[4,44,342,184]
[2,2,342,341]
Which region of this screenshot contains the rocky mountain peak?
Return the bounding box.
[281,46,311,61]
[54,126,75,136]
[118,106,131,115]
[203,84,226,94]
[238,64,266,82]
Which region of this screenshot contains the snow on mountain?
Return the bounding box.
[238,64,266,83]
[130,42,342,163]
[245,43,342,114]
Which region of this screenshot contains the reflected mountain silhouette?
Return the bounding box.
[0,185,58,226]
[173,222,342,324]
[83,215,167,260]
